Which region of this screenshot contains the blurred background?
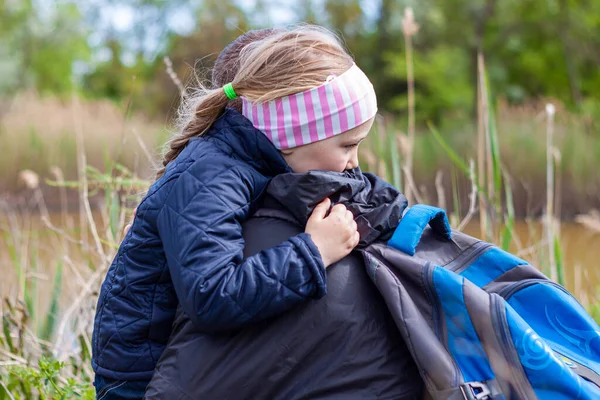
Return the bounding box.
[0,0,599,396]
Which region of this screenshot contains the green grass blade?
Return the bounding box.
[109,191,120,240]
[428,122,470,173]
[40,261,63,342]
[389,132,402,190]
[485,72,503,211]
[451,166,460,224]
[428,122,490,203]
[24,275,34,323]
[501,172,516,251]
[554,235,565,286]
[29,244,38,335]
[4,233,23,299]
[2,315,15,353]
[501,224,513,252]
[78,334,90,363]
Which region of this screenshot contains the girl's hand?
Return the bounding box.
[305,198,360,267]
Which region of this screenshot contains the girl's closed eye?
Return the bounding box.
[344,138,365,149]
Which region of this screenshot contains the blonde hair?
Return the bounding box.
[157,25,353,180]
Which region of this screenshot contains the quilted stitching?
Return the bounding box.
[92,110,325,380]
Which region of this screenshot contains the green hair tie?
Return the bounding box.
[223,83,238,100]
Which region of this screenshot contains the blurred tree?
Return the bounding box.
[139,0,250,117]
[358,0,406,112]
[386,45,473,123]
[0,0,90,96]
[378,0,600,123]
[79,0,191,109]
[3,0,600,127]
[296,0,317,24]
[325,0,363,37]
[83,39,144,102]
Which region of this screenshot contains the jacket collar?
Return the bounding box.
[261,168,408,247]
[205,108,292,176]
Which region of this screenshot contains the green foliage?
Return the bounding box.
[3,0,600,124]
[386,46,473,123]
[0,0,90,95]
[1,358,94,399]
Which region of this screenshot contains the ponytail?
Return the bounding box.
[156,87,231,180]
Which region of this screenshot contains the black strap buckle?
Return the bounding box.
[460,381,491,400]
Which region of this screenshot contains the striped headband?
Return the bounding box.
[241,63,377,150]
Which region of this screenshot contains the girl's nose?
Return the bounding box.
[347,150,359,170]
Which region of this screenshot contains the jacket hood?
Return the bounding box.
[262,168,407,247]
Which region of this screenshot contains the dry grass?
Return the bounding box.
[362,98,600,219]
[0,91,168,192]
[0,161,139,397]
[576,210,600,234]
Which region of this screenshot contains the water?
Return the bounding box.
[462,222,600,304]
[1,212,599,320]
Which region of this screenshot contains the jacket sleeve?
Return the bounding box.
[156,163,327,332]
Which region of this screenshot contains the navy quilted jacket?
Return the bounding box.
[91,109,327,380]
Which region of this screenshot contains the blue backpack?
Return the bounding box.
[362,204,600,399]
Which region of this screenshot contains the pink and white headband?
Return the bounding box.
[240,64,377,150]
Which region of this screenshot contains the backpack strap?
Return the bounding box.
[388,204,452,256]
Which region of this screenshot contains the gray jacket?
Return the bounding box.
[144,168,424,399]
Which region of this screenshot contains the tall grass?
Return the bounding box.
[0,91,168,194]
[401,7,419,205]
[362,107,600,219]
[1,93,598,213]
[0,162,145,398]
[1,14,600,397]
[362,48,571,286]
[359,9,599,294]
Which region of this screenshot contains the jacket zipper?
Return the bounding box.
[498,279,571,301]
[423,262,442,339]
[423,262,462,387]
[448,242,494,274]
[490,294,532,398]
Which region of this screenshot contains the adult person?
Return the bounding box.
[144,168,424,399]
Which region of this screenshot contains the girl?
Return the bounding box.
[92,25,379,398]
